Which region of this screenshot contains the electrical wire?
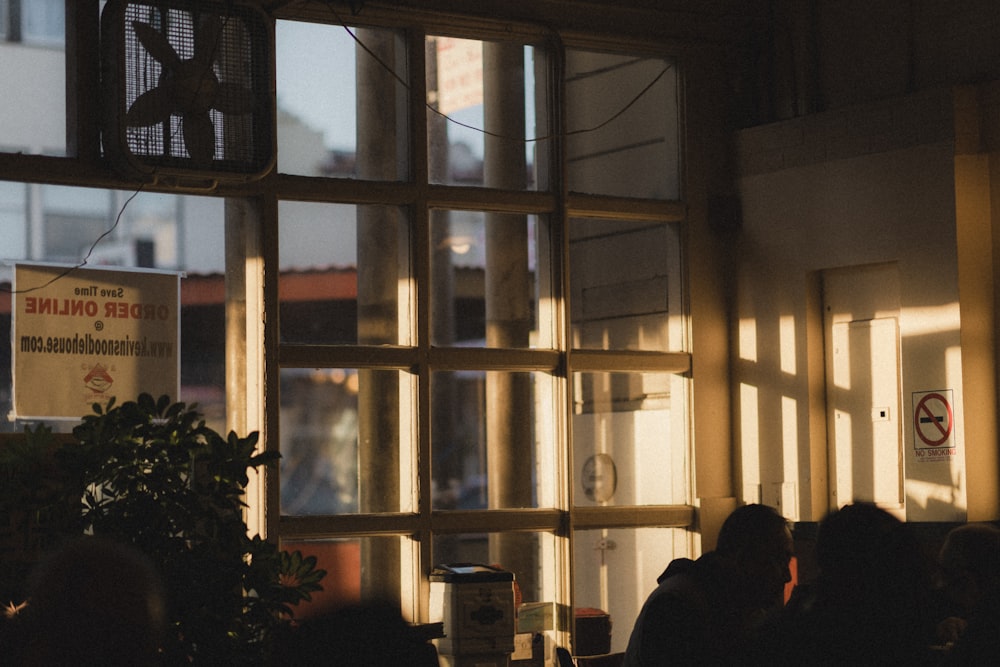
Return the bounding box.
[5,2,672,294]
[323,0,673,143]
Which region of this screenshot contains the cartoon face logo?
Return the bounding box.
[83,363,114,394]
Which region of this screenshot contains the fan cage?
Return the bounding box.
[103,0,274,178]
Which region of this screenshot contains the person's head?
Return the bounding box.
[816,503,914,579]
[23,536,167,666]
[938,522,1000,614]
[716,503,794,610]
[814,502,933,612]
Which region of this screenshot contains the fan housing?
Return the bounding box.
[102,0,274,182]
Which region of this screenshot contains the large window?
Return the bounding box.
[0,2,692,656]
[271,16,691,653]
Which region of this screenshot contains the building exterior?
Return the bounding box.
[2,0,1000,660]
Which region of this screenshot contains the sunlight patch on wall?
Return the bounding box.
[739,382,760,504]
[779,315,796,374]
[831,323,851,391]
[781,395,798,480]
[832,409,853,508]
[905,478,966,513]
[739,318,757,362]
[899,302,960,337]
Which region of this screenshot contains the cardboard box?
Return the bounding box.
[430,564,516,656]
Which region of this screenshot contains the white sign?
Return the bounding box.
[911,389,956,462]
[435,36,483,116]
[13,263,181,420]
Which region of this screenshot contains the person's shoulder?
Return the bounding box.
[656,557,698,584]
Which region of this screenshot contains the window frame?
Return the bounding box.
[0,0,697,645]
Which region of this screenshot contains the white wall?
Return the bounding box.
[735,87,979,522]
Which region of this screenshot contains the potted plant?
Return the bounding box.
[1,393,324,665]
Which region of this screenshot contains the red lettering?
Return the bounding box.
[26,298,97,316]
[102,301,168,319]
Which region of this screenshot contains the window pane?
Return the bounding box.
[280,368,415,515]
[430,211,550,348]
[426,37,549,190]
[572,372,687,506]
[279,201,411,345]
[21,0,65,46]
[432,531,558,608]
[276,21,408,179]
[432,371,556,510]
[565,50,679,199]
[0,181,27,257]
[0,8,66,154]
[573,527,688,654]
[281,536,417,620]
[570,218,683,351]
[1,184,226,432]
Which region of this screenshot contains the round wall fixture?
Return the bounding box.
[581,453,617,503]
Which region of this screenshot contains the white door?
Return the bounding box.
[823,264,904,511]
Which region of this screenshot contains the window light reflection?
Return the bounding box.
[739,318,757,362]
[779,315,795,374]
[739,382,760,504]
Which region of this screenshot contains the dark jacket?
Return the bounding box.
[622,553,755,666]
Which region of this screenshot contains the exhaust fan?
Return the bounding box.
[102,0,274,182]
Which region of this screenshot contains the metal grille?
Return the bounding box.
[104,0,273,178]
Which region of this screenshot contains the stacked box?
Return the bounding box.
[430,564,516,658]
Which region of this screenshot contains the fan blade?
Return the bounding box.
[132,21,181,69]
[193,13,224,67]
[213,83,256,115]
[126,87,175,126]
[183,112,216,163]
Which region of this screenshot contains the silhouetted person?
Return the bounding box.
[18,536,167,666]
[757,502,937,666]
[622,503,794,666]
[935,522,1000,665]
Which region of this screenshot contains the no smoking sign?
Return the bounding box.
[911,390,956,460]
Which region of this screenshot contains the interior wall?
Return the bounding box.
[739,0,1000,127]
[734,86,985,522]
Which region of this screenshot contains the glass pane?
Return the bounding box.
[280,536,417,621]
[276,21,408,179]
[430,211,550,348]
[0,5,66,155]
[280,367,415,515]
[21,0,65,46]
[1,184,226,432]
[432,371,556,509]
[279,201,411,345]
[432,531,558,609]
[573,527,688,654]
[572,372,687,506]
[570,218,683,352]
[426,37,549,190]
[565,50,679,199]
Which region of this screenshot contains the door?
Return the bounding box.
[823,265,904,511]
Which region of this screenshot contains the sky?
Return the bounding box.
[274,20,513,156]
[275,21,359,151]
